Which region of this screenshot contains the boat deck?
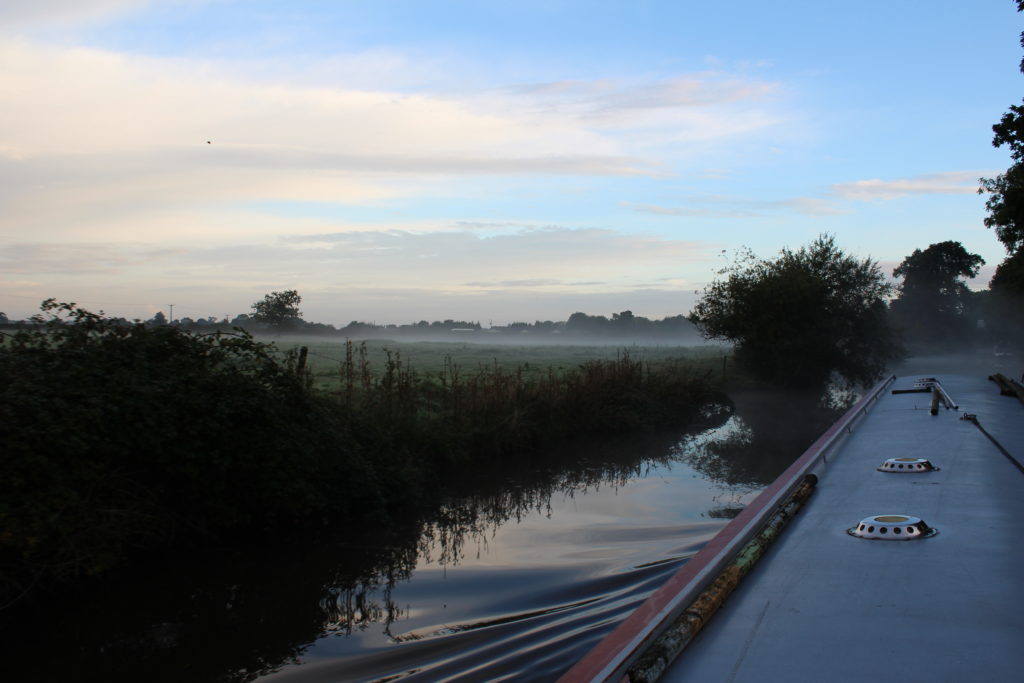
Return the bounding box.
[561,372,1024,682]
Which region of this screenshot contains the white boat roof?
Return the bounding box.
[561,371,1024,682]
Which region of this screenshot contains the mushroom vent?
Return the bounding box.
[848,515,936,540]
[877,457,939,473]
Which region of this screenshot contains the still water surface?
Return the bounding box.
[3,393,836,682]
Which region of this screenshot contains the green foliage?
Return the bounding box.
[979,106,1024,255]
[892,241,984,302]
[1,301,722,603]
[689,235,900,390]
[0,300,366,599]
[978,1,1024,305]
[990,247,1024,295]
[250,290,303,329]
[890,241,985,348]
[979,249,1024,349]
[332,341,722,463]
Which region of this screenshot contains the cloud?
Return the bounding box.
[0,0,149,27]
[1,225,716,319]
[280,226,710,277]
[0,39,532,159]
[831,172,988,200]
[0,242,187,274]
[0,40,780,166]
[0,25,795,323]
[509,74,778,117]
[593,76,778,114]
[622,195,845,218]
[8,226,714,285]
[774,197,847,216]
[622,203,701,217]
[463,279,563,288]
[0,31,799,248]
[623,202,752,218]
[1,38,765,244]
[453,221,549,232]
[499,75,788,149]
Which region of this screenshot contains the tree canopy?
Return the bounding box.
[890,241,984,348]
[251,289,303,329]
[978,0,1024,296]
[0,300,358,595]
[892,241,983,313]
[689,235,900,390]
[979,105,1024,255]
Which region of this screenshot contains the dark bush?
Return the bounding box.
[0,301,374,600]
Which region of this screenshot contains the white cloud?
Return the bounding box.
[0,36,791,245]
[0,41,783,168]
[622,195,845,218]
[0,225,715,320]
[0,27,795,323]
[510,74,778,116]
[499,74,786,148]
[831,172,987,201]
[776,197,847,216]
[0,0,149,27]
[0,39,531,159]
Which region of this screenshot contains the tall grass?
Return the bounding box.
[333,340,724,466]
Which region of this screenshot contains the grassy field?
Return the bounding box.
[271,338,735,390]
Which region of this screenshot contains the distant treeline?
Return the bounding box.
[339,311,702,340]
[0,308,704,341]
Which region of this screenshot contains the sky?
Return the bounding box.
[1,0,1021,326]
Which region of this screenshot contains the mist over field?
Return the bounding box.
[259,326,716,348]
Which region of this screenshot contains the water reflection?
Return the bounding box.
[0,392,838,682]
[678,389,847,489]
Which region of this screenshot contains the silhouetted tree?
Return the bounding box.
[611,310,635,326]
[975,1,1024,348]
[990,248,1024,294]
[251,290,303,329]
[979,108,1024,255]
[689,234,900,390]
[890,241,984,348]
[979,1,1024,290]
[0,299,355,600]
[981,249,1024,349]
[149,311,167,325]
[565,312,610,335]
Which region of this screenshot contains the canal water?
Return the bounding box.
[1,392,840,682]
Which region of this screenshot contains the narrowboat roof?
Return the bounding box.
[561,371,1024,682]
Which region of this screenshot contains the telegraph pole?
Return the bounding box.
[168,304,174,323]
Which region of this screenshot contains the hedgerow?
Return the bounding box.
[1,301,720,604]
